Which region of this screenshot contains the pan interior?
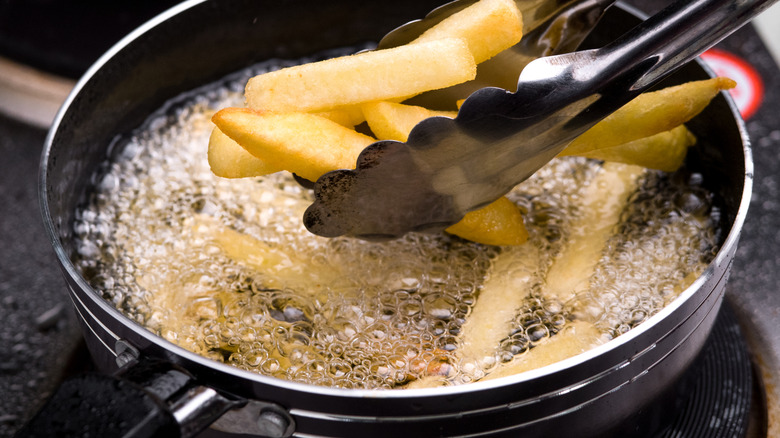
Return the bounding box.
[67,46,722,390]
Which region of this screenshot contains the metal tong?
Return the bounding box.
[378,0,618,107]
[304,0,776,240]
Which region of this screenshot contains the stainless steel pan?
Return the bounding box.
[35,1,752,437]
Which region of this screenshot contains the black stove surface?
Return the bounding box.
[657,303,761,438]
[1,1,779,437]
[0,115,87,436]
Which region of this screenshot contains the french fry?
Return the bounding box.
[403,375,449,389]
[544,162,645,303]
[362,101,526,245]
[480,320,603,380]
[190,214,348,291]
[573,125,696,172]
[457,242,541,367]
[458,164,640,379]
[411,0,523,64]
[400,164,650,383]
[562,77,735,156]
[213,108,375,182]
[215,5,733,251]
[315,105,366,128]
[208,127,282,178]
[208,105,368,178]
[245,38,477,112]
[362,101,457,142]
[214,106,526,246]
[445,197,528,245]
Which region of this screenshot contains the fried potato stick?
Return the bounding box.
[544,162,646,303]
[562,77,735,156]
[362,100,457,142]
[215,105,528,246]
[457,243,542,369]
[480,320,603,380]
[575,125,696,172]
[208,127,283,178]
[458,163,641,381]
[411,0,523,64]
[445,197,528,246]
[189,214,347,292]
[245,38,477,112]
[362,100,527,245]
[213,109,375,182]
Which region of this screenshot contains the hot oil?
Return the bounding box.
[72,57,719,389]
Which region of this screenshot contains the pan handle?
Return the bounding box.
[14,351,244,438]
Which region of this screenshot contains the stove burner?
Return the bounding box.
[655,303,764,438]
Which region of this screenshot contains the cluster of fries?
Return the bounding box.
[208,0,735,246]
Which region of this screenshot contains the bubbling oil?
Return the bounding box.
[72,56,719,389]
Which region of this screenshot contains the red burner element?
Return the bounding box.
[701,48,765,120]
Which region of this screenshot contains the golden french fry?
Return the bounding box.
[412,0,523,64]
[362,101,457,142]
[315,105,366,127]
[573,125,696,172]
[213,108,375,182]
[245,38,477,112]
[361,101,526,246]
[445,197,528,245]
[215,1,732,251]
[208,127,282,178]
[214,106,525,246]
[562,77,735,156]
[208,105,368,179]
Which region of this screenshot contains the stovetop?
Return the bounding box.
[1,1,779,437]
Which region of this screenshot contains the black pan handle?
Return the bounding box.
[14,355,244,438]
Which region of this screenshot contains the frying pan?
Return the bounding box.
[33,0,752,436]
